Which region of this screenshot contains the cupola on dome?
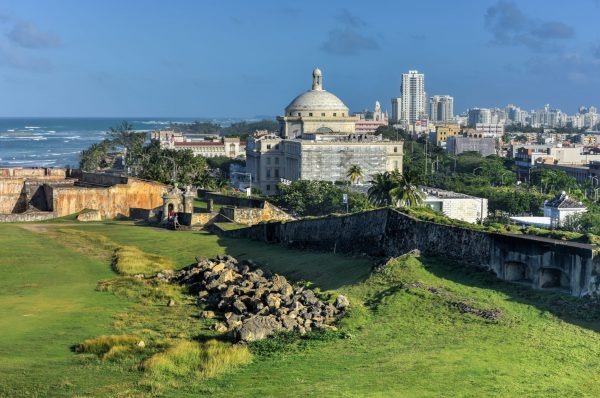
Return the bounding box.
[285,68,349,115]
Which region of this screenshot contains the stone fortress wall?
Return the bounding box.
[222,208,600,297]
[0,168,167,221]
[192,190,294,227]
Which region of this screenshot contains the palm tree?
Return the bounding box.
[390,174,425,208]
[346,164,363,185]
[367,171,396,206]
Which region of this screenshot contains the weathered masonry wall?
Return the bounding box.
[50,179,166,219]
[222,208,600,297]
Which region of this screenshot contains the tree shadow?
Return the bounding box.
[419,255,600,333]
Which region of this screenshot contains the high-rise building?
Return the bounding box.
[429,95,454,122]
[396,70,426,124]
[468,108,491,126]
[391,97,401,123]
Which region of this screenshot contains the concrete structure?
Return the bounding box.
[429,95,453,122]
[543,191,586,227]
[446,136,497,157]
[247,69,403,195]
[223,208,600,297]
[394,70,426,124]
[431,124,460,146]
[422,187,488,224]
[475,123,504,137]
[468,108,491,126]
[354,101,388,134]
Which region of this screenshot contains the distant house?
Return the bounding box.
[543,191,586,227]
[422,187,488,224]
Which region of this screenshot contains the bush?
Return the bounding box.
[112,246,173,276]
[143,339,251,379]
[75,334,141,357]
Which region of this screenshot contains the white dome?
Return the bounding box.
[285,90,349,114]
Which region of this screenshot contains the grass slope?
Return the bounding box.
[0,224,136,397]
[4,221,600,397]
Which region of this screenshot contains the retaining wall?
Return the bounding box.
[222,208,600,297]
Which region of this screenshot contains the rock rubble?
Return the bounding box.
[172,254,348,342]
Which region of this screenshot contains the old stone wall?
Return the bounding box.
[384,210,492,265]
[0,178,27,213]
[50,179,166,219]
[219,203,293,226]
[0,168,66,178]
[77,172,128,186]
[191,212,220,226]
[0,211,57,222]
[198,190,266,209]
[222,208,599,297]
[0,171,73,214]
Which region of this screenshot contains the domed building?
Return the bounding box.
[246,68,403,195]
[278,68,358,138]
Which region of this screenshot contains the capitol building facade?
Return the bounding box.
[246,68,403,195]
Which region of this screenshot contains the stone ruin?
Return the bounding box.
[166,254,349,342]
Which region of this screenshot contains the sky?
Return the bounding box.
[0,0,599,118]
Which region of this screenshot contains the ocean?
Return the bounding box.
[0,117,245,168]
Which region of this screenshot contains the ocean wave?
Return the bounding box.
[25,126,41,129]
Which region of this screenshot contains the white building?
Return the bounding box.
[422,187,488,224]
[151,130,245,158]
[395,70,426,124]
[543,191,586,227]
[475,123,504,138]
[429,95,454,122]
[247,69,403,195]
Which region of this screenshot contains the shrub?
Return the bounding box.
[143,339,251,380]
[75,334,140,358]
[97,277,179,304]
[112,246,173,276]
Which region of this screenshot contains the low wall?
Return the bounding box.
[198,190,266,209]
[78,172,129,187]
[192,212,220,226]
[0,211,57,222]
[222,208,600,297]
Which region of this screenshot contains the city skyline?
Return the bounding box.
[0,0,599,117]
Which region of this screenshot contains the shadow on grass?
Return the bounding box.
[419,255,600,333]
[215,235,374,291]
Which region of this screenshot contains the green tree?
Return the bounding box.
[107,120,146,172]
[346,164,364,185]
[390,174,426,208]
[79,139,111,171]
[367,171,396,206]
[275,180,372,216]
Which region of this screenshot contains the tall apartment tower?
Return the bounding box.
[399,70,426,124]
[429,95,454,122]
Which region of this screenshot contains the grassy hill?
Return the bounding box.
[2,222,600,397]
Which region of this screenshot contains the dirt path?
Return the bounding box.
[18,223,81,234]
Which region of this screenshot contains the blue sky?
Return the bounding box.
[0,0,599,117]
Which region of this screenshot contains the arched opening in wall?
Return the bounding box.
[168,203,174,213]
[539,268,569,290]
[504,261,530,282]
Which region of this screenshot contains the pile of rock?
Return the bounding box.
[172,254,349,342]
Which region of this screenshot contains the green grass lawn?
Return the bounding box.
[193,198,222,213]
[0,224,137,397]
[4,221,600,397]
